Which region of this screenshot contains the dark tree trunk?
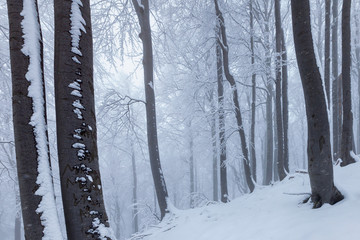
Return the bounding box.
[291,0,343,207]
[132,0,169,218]
[250,0,257,182]
[264,19,273,185]
[214,0,254,193]
[355,13,360,152]
[281,28,289,173]
[131,142,139,233]
[324,0,331,105]
[275,0,286,180]
[54,0,111,238]
[340,0,356,166]
[332,0,341,160]
[216,27,228,202]
[8,0,61,238]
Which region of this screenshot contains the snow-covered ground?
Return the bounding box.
[132,162,360,240]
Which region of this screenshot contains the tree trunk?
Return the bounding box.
[189,121,195,207]
[54,0,111,238]
[210,89,219,202]
[340,0,356,166]
[355,12,360,152]
[249,0,257,182]
[324,0,331,105]
[281,28,289,173]
[132,0,169,218]
[291,0,343,207]
[275,0,286,180]
[15,193,21,240]
[214,0,255,193]
[216,25,228,202]
[332,0,340,160]
[264,18,273,186]
[8,0,61,238]
[131,142,139,233]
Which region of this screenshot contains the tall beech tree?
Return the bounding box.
[54,0,111,239]
[281,29,289,173]
[7,0,62,239]
[249,0,257,182]
[214,0,255,193]
[275,0,286,180]
[291,0,343,207]
[216,22,228,202]
[340,0,356,166]
[332,0,341,159]
[324,0,331,105]
[131,0,169,218]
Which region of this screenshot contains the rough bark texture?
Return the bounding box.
[249,0,257,182]
[324,0,331,105]
[340,0,356,166]
[281,28,289,173]
[291,0,343,207]
[54,0,111,238]
[132,0,169,218]
[8,0,46,238]
[215,0,254,193]
[332,0,341,160]
[275,0,286,180]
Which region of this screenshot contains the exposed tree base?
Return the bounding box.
[308,186,344,208]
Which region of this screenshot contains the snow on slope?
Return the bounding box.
[132,162,360,240]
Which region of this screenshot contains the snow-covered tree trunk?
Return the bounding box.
[7,0,62,239]
[131,0,169,219]
[291,0,343,207]
[324,0,331,105]
[131,141,139,233]
[54,0,112,239]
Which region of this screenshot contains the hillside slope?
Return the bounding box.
[132,162,360,240]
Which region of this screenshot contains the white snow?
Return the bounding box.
[20,0,63,239]
[135,162,360,240]
[70,0,86,57]
[72,142,85,149]
[69,82,81,90]
[71,90,82,97]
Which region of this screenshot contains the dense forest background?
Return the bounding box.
[1,0,360,239]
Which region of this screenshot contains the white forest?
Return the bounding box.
[0,0,360,239]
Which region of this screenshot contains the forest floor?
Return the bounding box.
[131,161,360,240]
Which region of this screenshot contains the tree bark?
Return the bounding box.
[131,142,139,233]
[54,0,111,238]
[132,0,169,218]
[291,0,343,207]
[281,28,289,173]
[340,0,356,166]
[189,121,195,207]
[250,0,257,182]
[324,0,331,105]
[332,0,340,160]
[8,0,61,238]
[355,12,360,153]
[264,15,273,185]
[210,89,219,202]
[275,0,286,180]
[216,25,228,202]
[214,0,255,193]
